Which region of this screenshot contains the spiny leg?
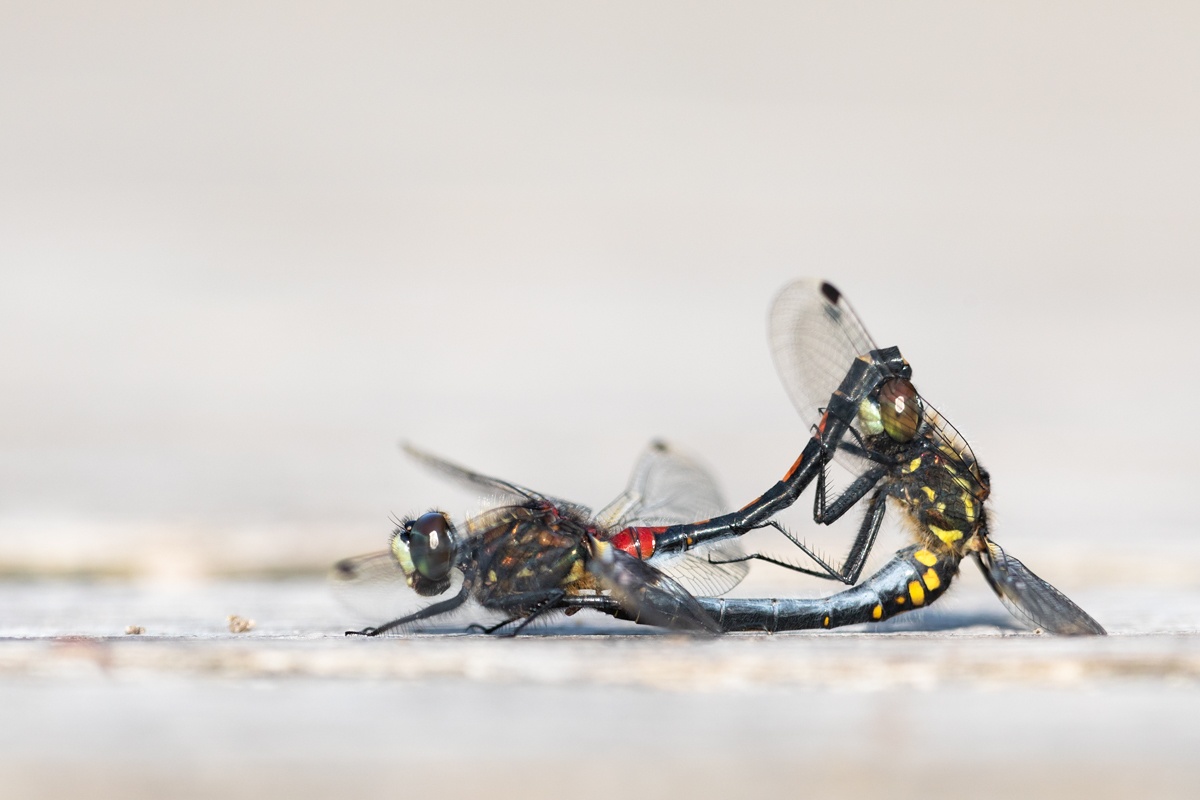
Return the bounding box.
[813,462,888,525]
[491,588,568,637]
[345,586,470,637]
[704,548,841,581]
[825,487,890,585]
[730,486,890,586]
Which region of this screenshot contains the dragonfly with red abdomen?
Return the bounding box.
[332,441,747,636]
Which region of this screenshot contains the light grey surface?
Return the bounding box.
[2,581,1199,688]
[0,578,1198,799]
[3,678,1197,800]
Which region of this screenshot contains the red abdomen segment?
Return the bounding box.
[606,526,664,559]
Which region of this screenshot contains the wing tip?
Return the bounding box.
[819,281,841,305]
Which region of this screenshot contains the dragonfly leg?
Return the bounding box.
[345,584,471,636]
[626,436,829,557]
[466,618,521,635]
[745,486,889,585]
[832,488,890,585]
[759,463,890,585]
[704,548,841,581]
[813,463,887,525]
[834,438,897,468]
[692,455,883,581]
[491,588,568,636]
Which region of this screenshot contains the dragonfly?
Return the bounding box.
[598,279,1104,635]
[332,441,748,636]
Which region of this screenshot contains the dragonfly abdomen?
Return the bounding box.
[699,544,961,633]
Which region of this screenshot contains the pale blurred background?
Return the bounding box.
[1,3,1199,798]
[2,1,1197,580]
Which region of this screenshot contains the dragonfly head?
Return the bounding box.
[858,376,924,443]
[390,511,458,596]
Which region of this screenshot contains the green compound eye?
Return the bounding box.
[879,378,922,442]
[407,512,456,581]
[858,397,884,436]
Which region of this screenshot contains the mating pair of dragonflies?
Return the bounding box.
[335,279,1105,636]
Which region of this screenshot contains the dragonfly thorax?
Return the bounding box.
[475,505,595,612]
[893,454,990,556]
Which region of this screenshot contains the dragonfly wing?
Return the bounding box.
[769,279,899,481]
[974,544,1106,636]
[330,550,469,625]
[587,538,721,634]
[645,546,748,598]
[602,440,726,528]
[769,279,880,432]
[404,444,591,520]
[402,443,543,503]
[591,489,640,533]
[595,440,748,597]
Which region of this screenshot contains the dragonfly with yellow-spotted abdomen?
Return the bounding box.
[598,279,1104,635]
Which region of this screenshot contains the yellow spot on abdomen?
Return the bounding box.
[906,457,923,473]
[896,595,906,605]
[923,568,941,591]
[962,492,977,523]
[930,525,963,544]
[872,604,883,620]
[913,549,937,567]
[908,581,926,606]
[823,615,830,628]
[920,486,936,502]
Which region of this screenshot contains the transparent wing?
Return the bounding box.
[329,550,468,625]
[403,443,542,504]
[918,401,987,495]
[769,279,879,431]
[974,543,1106,636]
[595,440,725,528]
[594,440,748,597]
[587,538,721,634]
[645,548,746,598]
[769,279,892,482]
[403,443,592,518]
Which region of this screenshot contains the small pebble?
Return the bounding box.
[227,615,255,633]
[125,625,145,635]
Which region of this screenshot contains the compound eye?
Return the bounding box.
[408,512,455,581]
[879,378,922,442]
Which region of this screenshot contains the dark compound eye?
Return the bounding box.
[407,512,455,581]
[878,378,922,442]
